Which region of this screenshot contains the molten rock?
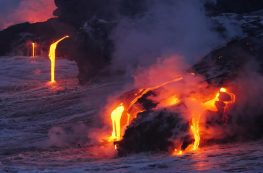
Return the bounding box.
[116,110,193,156]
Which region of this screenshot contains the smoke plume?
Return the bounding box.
[48,122,89,147]
[111,0,222,73]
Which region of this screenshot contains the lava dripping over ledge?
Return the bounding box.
[102,69,237,156]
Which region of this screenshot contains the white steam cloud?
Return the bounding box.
[111,0,223,73]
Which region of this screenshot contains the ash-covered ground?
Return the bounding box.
[0,56,263,173]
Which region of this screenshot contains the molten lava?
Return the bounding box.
[160,96,180,107]
[107,73,236,156]
[110,103,125,141]
[220,87,236,107]
[31,42,36,58]
[127,76,183,113]
[48,36,69,83]
[173,148,183,156]
[187,87,236,152]
[204,87,236,112]
[191,117,200,151]
[108,76,183,142]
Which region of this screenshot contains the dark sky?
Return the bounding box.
[0,0,20,14]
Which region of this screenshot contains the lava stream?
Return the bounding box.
[110,103,125,141]
[108,77,236,156]
[191,116,200,151]
[108,76,183,142]
[48,35,69,83]
[32,42,36,58]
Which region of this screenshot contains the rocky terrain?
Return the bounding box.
[0,0,262,84]
[0,1,263,171]
[1,56,263,173]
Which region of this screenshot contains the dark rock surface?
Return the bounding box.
[193,36,263,85]
[0,19,75,57]
[206,0,263,15]
[116,110,193,156]
[53,0,121,26]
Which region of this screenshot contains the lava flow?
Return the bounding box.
[48,35,69,83]
[191,116,200,151]
[110,103,125,141]
[204,87,236,112]
[177,87,236,154]
[108,76,183,142]
[31,42,36,58]
[107,76,236,156]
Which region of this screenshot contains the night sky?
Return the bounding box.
[0,0,20,15]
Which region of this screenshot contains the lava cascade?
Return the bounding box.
[48,35,69,83]
[107,75,236,155]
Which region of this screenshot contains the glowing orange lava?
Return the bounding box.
[173,149,183,156]
[32,42,36,58]
[189,87,236,152]
[158,96,180,108]
[108,76,183,142]
[191,116,200,151]
[109,103,125,141]
[107,78,236,156]
[127,76,183,111]
[220,87,236,106]
[204,87,236,112]
[48,35,69,83]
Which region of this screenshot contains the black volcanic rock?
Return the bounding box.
[193,36,263,85]
[206,0,263,15]
[116,110,193,156]
[54,0,118,27]
[119,0,149,17]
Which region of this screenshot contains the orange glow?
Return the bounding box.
[189,87,236,152]
[48,35,69,83]
[203,93,220,112]
[220,87,227,92]
[108,76,183,142]
[127,76,183,111]
[110,103,125,141]
[158,96,180,108]
[191,117,200,151]
[173,149,183,156]
[204,87,236,112]
[222,88,236,105]
[190,87,236,152]
[106,75,236,156]
[32,42,36,58]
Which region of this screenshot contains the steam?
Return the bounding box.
[0,0,55,30]
[133,56,189,88]
[109,0,262,147]
[228,65,263,140]
[48,0,263,152]
[111,0,222,73]
[48,122,89,147]
[199,62,263,144]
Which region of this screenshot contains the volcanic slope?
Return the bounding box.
[0,56,263,172]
